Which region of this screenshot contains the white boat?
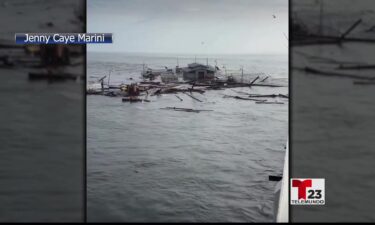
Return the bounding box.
[274,141,289,222]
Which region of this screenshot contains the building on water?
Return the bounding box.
[182,63,216,81]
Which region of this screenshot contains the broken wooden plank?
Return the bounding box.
[248,76,260,88]
[304,67,375,80]
[223,95,266,102]
[232,90,251,95]
[250,84,284,87]
[160,107,212,113]
[260,76,269,82]
[161,88,205,94]
[256,101,284,105]
[175,95,183,101]
[340,19,362,40]
[195,83,284,88]
[184,92,203,102]
[292,34,375,46]
[122,97,150,103]
[353,81,375,85]
[248,94,289,99]
[337,64,375,70]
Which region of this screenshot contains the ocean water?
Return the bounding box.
[0,68,84,222]
[292,43,375,222]
[87,52,288,222]
[291,0,375,221]
[0,0,83,222]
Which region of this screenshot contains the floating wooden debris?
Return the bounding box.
[248,83,284,88]
[292,19,375,46]
[160,107,213,113]
[260,76,270,82]
[223,95,266,102]
[28,72,83,81]
[248,94,289,99]
[304,67,375,80]
[256,101,284,105]
[339,19,362,41]
[104,91,117,97]
[184,92,203,102]
[122,97,150,103]
[248,76,260,88]
[175,95,183,101]
[195,83,284,89]
[163,88,205,94]
[353,81,375,85]
[337,64,375,70]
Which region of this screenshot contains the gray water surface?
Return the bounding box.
[87,53,288,222]
[0,69,84,222]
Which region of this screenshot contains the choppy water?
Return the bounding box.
[0,68,84,222]
[292,43,375,222]
[87,52,288,222]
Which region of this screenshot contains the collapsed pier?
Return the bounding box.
[87,61,288,110]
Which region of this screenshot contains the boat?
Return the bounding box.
[274,141,289,222]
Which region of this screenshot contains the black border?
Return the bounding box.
[288,0,292,223]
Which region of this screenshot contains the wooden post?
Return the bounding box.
[241,66,244,83]
[340,19,362,40]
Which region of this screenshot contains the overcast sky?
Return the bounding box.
[88,0,288,54]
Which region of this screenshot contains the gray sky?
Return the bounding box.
[88,0,288,54]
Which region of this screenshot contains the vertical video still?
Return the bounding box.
[86,0,288,222]
[0,0,85,222]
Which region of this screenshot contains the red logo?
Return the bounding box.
[291,178,325,205]
[292,179,312,199]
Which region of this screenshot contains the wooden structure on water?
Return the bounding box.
[182,63,216,81]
